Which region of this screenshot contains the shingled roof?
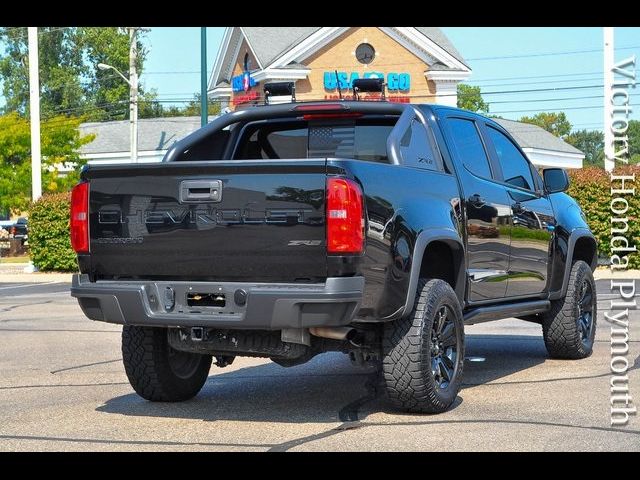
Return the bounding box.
[239,27,467,69]
[242,27,319,67]
[210,27,469,92]
[79,117,210,155]
[494,118,583,155]
[413,27,466,66]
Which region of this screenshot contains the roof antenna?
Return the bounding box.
[335,70,343,100]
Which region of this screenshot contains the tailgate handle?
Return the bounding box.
[180,180,222,203]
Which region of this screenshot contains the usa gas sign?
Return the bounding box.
[324,71,411,91]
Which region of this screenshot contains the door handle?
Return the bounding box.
[180,180,223,203]
[468,194,486,208]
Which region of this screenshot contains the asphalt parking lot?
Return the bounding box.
[0,278,638,451]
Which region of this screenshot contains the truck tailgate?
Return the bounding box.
[85,160,327,282]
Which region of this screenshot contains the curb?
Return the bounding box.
[593,268,640,280]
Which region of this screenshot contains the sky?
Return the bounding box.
[2,27,639,132]
[139,27,640,132]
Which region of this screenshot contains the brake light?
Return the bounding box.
[70,182,89,253]
[294,103,347,112]
[302,113,362,120]
[326,178,364,254]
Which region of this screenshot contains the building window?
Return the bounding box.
[243,53,250,71]
[355,43,375,64]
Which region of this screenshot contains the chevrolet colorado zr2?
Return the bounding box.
[70,101,597,413]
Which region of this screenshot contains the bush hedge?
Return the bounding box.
[29,192,78,272]
[567,165,640,269]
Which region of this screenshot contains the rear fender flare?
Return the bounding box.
[399,229,465,318]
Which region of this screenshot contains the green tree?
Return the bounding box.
[627,119,640,164]
[519,112,572,139]
[138,89,166,119]
[566,129,604,167]
[0,27,150,121]
[0,27,86,117]
[143,94,222,119]
[457,84,489,113]
[180,93,222,117]
[0,112,94,214]
[77,27,149,121]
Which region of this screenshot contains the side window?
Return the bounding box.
[448,118,493,179]
[486,126,535,191]
[399,119,444,172]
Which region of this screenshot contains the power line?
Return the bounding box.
[466,44,640,61]
[468,76,603,89]
[281,43,640,73]
[488,94,603,105]
[2,26,71,41]
[467,71,604,83]
[491,103,640,115]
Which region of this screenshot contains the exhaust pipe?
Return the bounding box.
[309,326,356,341]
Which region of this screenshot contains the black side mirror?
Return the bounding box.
[543,168,570,193]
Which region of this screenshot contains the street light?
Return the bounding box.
[97,63,131,85]
[97,52,138,162]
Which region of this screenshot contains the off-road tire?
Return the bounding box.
[122,326,212,401]
[382,279,465,413]
[542,260,597,359]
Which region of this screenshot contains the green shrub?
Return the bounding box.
[29,192,78,272]
[568,165,640,269]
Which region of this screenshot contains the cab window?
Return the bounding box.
[486,126,535,191]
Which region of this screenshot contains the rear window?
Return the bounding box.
[233,119,396,162]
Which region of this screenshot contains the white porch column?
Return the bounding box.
[425,70,471,107]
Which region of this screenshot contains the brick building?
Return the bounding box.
[208,27,471,109]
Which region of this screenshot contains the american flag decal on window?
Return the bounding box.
[308,125,355,158]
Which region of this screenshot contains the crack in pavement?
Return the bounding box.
[268,422,362,452]
[267,417,640,452]
[0,434,275,449]
[269,360,640,451]
[50,358,122,374]
[0,382,130,390]
[464,364,639,387]
[267,370,381,451]
[0,300,54,315]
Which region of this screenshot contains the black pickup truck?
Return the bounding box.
[70,101,597,413]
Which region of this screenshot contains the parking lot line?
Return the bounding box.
[0,281,60,290]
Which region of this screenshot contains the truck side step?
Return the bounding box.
[463,300,550,325]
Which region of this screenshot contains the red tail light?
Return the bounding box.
[70,182,89,253]
[326,178,364,254]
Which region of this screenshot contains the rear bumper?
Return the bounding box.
[70,274,363,330]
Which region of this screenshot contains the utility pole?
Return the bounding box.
[28,27,42,202]
[603,27,614,172]
[200,27,208,127]
[129,27,138,163]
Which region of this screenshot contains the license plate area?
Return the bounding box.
[186,293,226,308]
